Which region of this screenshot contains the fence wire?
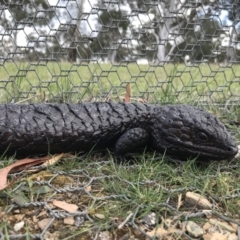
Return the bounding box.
[1,0,240,239]
[0,0,240,105]
[1,158,240,239]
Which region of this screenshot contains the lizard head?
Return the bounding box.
[151,105,238,160]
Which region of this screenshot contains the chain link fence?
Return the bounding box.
[1,0,240,239]
[1,0,240,105]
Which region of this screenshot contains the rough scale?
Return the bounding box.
[0,102,237,160]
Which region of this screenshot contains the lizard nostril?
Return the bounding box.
[227,146,238,154]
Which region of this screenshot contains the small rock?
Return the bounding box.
[14,221,24,232]
[147,226,168,238]
[235,145,240,158]
[98,231,112,240]
[133,228,143,236]
[32,216,38,223]
[186,221,204,238]
[64,216,75,225]
[44,231,60,240]
[85,185,92,192]
[14,214,24,221]
[74,216,85,226]
[140,212,157,227]
[37,210,47,217]
[38,218,52,230]
[186,192,212,209]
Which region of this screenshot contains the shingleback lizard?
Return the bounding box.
[0,102,238,161]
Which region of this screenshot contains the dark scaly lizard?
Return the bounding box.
[0,102,238,160]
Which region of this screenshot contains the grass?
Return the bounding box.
[0,62,240,239]
[1,62,240,104]
[2,150,240,239]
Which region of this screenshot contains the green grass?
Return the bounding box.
[1,148,240,239]
[1,62,240,239]
[1,62,240,104]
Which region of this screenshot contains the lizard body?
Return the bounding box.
[0,102,237,160]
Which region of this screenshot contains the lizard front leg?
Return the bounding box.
[114,128,149,162]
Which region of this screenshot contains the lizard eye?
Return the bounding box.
[197,132,208,141]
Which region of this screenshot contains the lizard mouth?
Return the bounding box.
[168,144,238,161]
[203,146,238,160]
[198,144,238,160]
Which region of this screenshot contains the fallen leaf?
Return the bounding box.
[52,200,78,213]
[42,154,64,166]
[0,158,49,190]
[10,157,50,173]
[0,154,71,190]
[203,232,229,240]
[209,219,236,233]
[177,194,183,210]
[124,83,131,102]
[138,98,147,103]
[94,213,105,219]
[42,153,74,167]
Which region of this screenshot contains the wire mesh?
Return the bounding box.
[1,157,240,239]
[0,0,240,105]
[1,0,240,239]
